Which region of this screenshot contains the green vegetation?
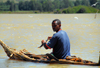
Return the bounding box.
[59,5,99,14]
[0,0,100,14]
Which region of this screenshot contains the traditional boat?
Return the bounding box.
[0,40,100,66]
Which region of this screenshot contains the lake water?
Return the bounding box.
[0,14,100,68]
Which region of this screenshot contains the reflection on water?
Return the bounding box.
[0,14,100,68]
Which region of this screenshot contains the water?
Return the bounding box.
[0,14,100,68]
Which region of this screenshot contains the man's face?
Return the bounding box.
[52,21,61,32]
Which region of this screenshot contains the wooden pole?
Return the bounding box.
[94,10,99,19]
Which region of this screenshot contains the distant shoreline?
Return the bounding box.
[0,11,56,14]
[0,5,100,14]
[0,10,99,14]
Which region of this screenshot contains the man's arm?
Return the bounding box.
[41,40,51,49]
[41,35,57,49]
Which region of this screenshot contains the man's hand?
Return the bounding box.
[39,38,50,48]
[48,36,52,40]
[41,40,46,44]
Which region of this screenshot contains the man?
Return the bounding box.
[41,19,71,59]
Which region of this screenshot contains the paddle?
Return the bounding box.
[38,39,48,48]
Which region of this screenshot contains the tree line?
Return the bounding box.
[0,0,100,12]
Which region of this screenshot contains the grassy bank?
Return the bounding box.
[0,11,54,14]
[55,5,100,14]
[0,11,35,14]
[0,5,100,14]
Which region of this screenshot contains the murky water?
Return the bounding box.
[0,14,100,68]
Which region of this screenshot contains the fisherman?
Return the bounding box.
[41,19,71,59]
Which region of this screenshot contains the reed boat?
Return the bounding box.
[0,40,100,66]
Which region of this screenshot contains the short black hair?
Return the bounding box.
[52,19,61,25]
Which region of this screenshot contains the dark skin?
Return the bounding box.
[41,21,61,49]
[52,21,61,32]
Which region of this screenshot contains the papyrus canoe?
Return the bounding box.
[0,40,100,66]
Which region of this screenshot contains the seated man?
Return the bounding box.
[41,19,71,59]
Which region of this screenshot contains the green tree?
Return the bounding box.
[63,0,70,8]
[42,0,54,11]
[82,0,90,6]
[29,0,33,10]
[0,2,10,11]
[19,1,24,10]
[32,0,38,10]
[34,0,43,11]
[23,1,29,10]
[69,1,74,7]
[90,0,97,5]
[53,0,60,9]
[6,0,11,5]
[96,0,100,9]
[74,0,81,6]
[10,1,15,11]
[59,0,64,9]
[0,1,4,11]
[31,0,42,11]
[14,4,19,11]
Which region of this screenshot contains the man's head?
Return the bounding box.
[52,19,61,32]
